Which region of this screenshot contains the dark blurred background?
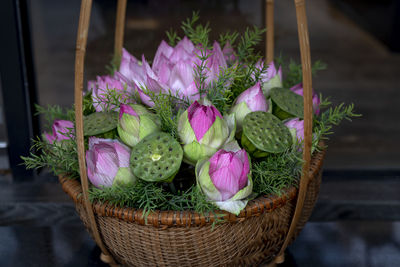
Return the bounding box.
[0,0,399,266]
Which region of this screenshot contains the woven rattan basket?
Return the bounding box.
[65,0,323,266]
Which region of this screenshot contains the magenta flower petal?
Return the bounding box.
[184,81,200,101]
[188,103,215,141]
[136,84,155,107]
[202,41,227,85]
[211,41,227,69]
[168,60,195,97]
[169,37,195,63]
[208,149,250,201]
[119,103,138,119]
[120,48,139,79]
[176,36,195,54]
[152,40,174,73]
[44,132,56,143]
[86,138,132,188]
[235,82,267,112]
[112,142,131,167]
[154,54,172,84]
[285,118,305,142]
[45,120,74,143]
[94,145,119,182]
[211,167,239,201]
[208,149,225,174]
[237,149,250,189]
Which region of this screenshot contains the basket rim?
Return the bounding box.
[59,147,325,228]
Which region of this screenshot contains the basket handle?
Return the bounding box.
[74,0,311,265]
[74,0,127,266]
[265,0,274,63]
[265,0,314,264]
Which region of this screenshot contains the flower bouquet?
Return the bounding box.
[23,12,359,267]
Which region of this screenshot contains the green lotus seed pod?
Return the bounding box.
[270,88,304,120]
[130,132,183,182]
[242,111,292,155]
[83,111,119,136]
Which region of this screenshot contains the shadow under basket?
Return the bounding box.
[59,149,325,267]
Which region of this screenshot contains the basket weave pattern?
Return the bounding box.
[60,149,324,266]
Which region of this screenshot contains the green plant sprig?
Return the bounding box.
[144,88,189,140]
[92,86,134,112]
[206,66,237,114]
[21,136,80,179]
[35,104,75,130]
[181,11,211,48]
[166,28,180,46]
[237,26,265,63]
[194,47,212,97]
[89,180,217,218]
[252,147,303,196]
[280,59,327,88]
[219,31,239,48]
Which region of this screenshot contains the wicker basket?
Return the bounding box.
[68,0,321,266]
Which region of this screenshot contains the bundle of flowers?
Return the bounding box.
[23,13,359,216]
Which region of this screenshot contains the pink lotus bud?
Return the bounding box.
[230,82,269,130]
[86,137,136,188]
[254,60,283,96]
[284,118,304,143]
[196,146,253,215]
[290,83,320,115]
[178,100,229,164]
[187,100,223,141]
[117,104,160,147]
[208,149,250,201]
[44,120,74,143]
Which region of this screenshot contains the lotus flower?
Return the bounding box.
[117,38,229,106]
[116,49,167,107]
[196,144,253,215]
[86,137,136,188]
[285,118,304,143]
[88,75,134,112]
[254,60,282,96]
[230,82,269,130]
[168,36,195,64]
[198,41,227,85]
[222,41,237,65]
[155,38,228,102]
[153,37,199,101]
[44,120,74,143]
[178,99,230,165]
[290,83,320,115]
[117,103,160,147]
